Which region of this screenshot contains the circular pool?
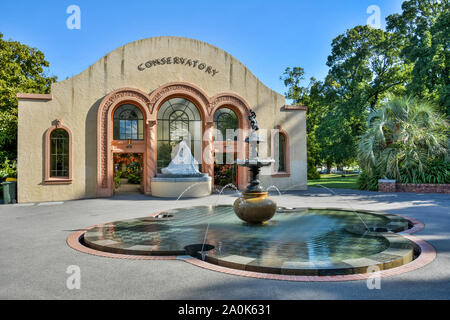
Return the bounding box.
[81,206,415,276]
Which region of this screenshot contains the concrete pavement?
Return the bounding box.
[0,188,449,299]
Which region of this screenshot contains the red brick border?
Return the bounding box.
[67,229,178,260]
[66,212,435,282]
[66,211,178,261]
[179,233,435,282]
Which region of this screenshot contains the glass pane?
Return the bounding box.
[138,120,144,139]
[113,105,144,140]
[214,108,238,141]
[131,121,138,140]
[278,134,286,172]
[157,98,202,172]
[157,141,172,172]
[50,129,69,177]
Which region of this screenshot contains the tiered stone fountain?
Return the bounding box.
[233,110,277,224]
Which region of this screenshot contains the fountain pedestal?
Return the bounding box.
[233,109,278,224]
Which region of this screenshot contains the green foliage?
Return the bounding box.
[281,67,307,102]
[126,161,142,184]
[400,159,450,184]
[357,96,448,188]
[307,160,320,180]
[357,170,379,191]
[282,24,412,170]
[327,25,410,111]
[317,25,411,167]
[0,158,17,181]
[0,32,56,161]
[214,164,235,186]
[114,171,122,189]
[386,0,450,116]
[158,142,172,170]
[127,173,141,184]
[281,0,449,173]
[281,70,327,168]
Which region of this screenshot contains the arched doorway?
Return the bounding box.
[112,104,145,194]
[96,88,152,197]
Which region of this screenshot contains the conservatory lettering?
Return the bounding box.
[137,57,219,77]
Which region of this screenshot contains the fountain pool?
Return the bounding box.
[82,205,415,276]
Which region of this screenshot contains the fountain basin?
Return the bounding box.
[81,206,415,276]
[233,192,277,224]
[151,174,212,198]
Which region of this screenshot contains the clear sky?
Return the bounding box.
[0,0,403,95]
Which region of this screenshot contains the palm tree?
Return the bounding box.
[358,96,448,183]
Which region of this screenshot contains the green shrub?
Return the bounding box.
[128,173,141,184]
[307,164,320,180]
[422,160,450,184]
[214,164,234,186]
[357,171,379,191]
[0,158,17,182]
[398,159,450,184]
[114,171,122,189]
[357,96,448,189]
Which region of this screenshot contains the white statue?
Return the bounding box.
[161,140,201,175]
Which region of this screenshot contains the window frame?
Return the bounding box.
[45,122,72,184]
[271,125,290,177]
[213,107,239,141]
[113,104,144,141]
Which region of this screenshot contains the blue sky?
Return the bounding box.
[0,0,403,95]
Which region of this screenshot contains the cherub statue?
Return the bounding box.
[248,109,259,131]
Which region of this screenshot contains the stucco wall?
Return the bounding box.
[17,36,306,203]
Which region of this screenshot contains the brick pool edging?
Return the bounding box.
[67,210,179,261]
[66,211,435,282]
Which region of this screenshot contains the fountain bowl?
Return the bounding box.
[233,191,277,224]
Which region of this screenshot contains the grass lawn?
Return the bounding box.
[308,174,360,190]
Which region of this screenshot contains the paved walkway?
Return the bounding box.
[0,188,449,299]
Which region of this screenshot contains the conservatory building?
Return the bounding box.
[16,36,307,203]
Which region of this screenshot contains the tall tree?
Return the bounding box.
[0,33,56,161]
[387,0,450,116]
[316,25,411,168]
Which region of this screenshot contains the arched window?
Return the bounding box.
[277,133,286,172]
[214,108,238,141]
[50,129,69,177]
[157,98,202,172]
[45,122,72,184]
[272,127,290,176]
[113,104,144,140]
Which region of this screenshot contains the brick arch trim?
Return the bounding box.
[97,88,151,196]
